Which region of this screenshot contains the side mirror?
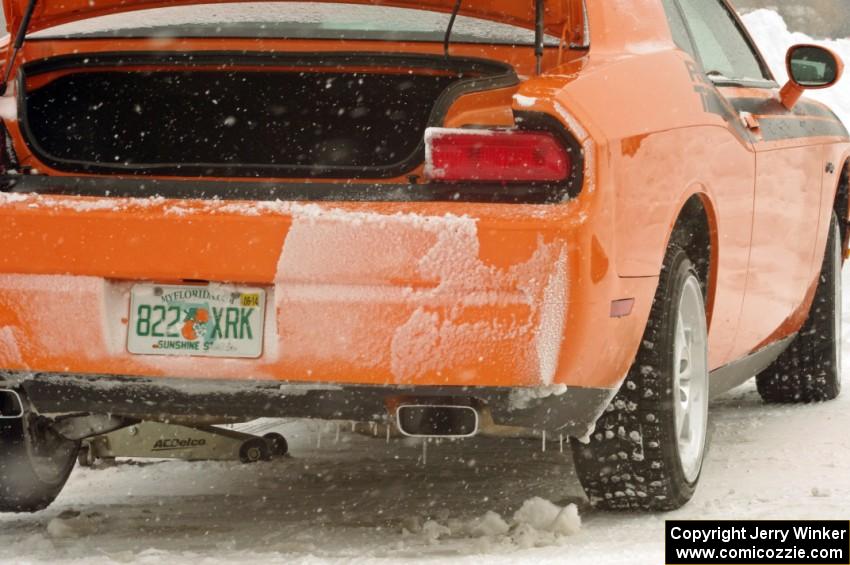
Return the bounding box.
[780,44,844,110]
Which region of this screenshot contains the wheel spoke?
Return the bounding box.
[675,397,686,437]
[680,409,691,442]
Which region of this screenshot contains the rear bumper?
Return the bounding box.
[0,189,657,391]
[3,372,613,438]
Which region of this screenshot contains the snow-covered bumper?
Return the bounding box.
[0,191,656,395]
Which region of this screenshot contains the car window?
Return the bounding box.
[29,2,561,46]
[659,0,695,57]
[675,0,770,82]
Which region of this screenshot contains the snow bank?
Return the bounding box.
[742,9,850,128]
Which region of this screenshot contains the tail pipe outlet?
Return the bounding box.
[395,404,479,438]
[0,388,24,419]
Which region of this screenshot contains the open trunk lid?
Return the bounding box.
[3,0,572,36]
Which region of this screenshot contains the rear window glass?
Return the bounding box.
[29,2,561,46]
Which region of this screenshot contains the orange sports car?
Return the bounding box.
[0,0,847,513]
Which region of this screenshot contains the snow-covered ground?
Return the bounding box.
[3,9,850,565]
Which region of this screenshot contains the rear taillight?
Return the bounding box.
[424,128,571,183]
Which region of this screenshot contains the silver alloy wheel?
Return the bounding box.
[673,275,709,483]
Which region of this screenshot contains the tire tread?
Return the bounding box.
[571,245,705,511]
[757,214,842,404]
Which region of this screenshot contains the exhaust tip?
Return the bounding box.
[0,389,23,419]
[396,404,479,438]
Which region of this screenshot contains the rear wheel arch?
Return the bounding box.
[666,193,716,323]
[571,244,711,511]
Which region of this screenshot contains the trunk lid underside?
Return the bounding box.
[3,0,569,36]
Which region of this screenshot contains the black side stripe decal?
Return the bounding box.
[727,96,849,142]
[729,97,839,120]
[684,61,848,143]
[756,117,849,142]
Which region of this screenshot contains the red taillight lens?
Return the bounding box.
[424,128,571,183]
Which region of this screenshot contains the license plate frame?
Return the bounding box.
[127,283,266,359]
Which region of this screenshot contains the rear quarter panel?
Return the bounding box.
[521,44,755,369]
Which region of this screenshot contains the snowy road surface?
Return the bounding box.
[1,270,849,564]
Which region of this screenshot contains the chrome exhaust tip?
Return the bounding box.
[395,404,479,438]
[0,388,23,419]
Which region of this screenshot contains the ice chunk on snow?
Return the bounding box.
[466,510,511,537]
[512,497,581,537]
[510,498,581,548]
[409,497,578,548]
[420,520,451,543]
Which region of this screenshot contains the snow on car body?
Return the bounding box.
[0,0,848,512]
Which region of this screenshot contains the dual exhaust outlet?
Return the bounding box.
[395,404,479,438]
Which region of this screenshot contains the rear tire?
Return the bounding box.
[757,213,842,403]
[0,412,79,512]
[570,245,710,511]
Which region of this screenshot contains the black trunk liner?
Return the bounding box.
[27,70,457,175]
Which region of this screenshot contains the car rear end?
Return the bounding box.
[0,1,653,442]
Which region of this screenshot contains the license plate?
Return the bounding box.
[127,283,266,358]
